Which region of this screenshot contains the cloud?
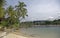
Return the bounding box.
[25,0,60,21]
[28,0,59,12]
[6,0,60,21]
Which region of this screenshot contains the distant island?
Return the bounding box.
[20,19,60,27]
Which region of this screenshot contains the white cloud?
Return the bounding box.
[25,0,60,21]
[6,0,60,21]
[28,0,59,13]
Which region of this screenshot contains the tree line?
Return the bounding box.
[0,0,27,30]
[21,19,60,27]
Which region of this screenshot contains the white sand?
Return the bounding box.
[0,32,28,38]
[4,33,28,38]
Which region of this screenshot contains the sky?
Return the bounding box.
[6,0,60,21]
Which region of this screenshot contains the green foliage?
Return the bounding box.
[0,0,6,7]
[15,2,27,18]
[1,20,8,27]
[0,0,6,24]
[0,0,27,29]
[0,7,5,18]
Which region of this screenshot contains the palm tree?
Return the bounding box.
[15,1,27,19]
[6,6,17,28]
[0,0,6,22]
[6,6,15,18]
[0,0,6,7]
[0,6,18,38]
[6,6,20,29]
[0,1,28,38]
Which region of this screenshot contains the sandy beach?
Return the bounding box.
[0,32,29,38]
[6,33,28,38]
[0,27,60,38]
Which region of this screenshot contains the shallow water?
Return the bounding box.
[20,26,60,38]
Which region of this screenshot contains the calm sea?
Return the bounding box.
[20,25,60,38]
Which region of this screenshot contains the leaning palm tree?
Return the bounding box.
[0,1,28,38]
[15,1,27,19]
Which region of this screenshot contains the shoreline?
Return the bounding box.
[0,27,60,38]
[0,31,29,38]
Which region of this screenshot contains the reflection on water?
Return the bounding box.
[20,26,60,38]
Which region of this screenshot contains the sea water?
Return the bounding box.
[20,25,60,38]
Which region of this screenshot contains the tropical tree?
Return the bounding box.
[0,0,6,22]
[6,6,20,29]
[0,0,6,7]
[15,1,27,19]
[0,0,28,38]
[0,1,27,29]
